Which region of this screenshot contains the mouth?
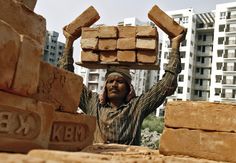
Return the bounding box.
[109,89,119,93]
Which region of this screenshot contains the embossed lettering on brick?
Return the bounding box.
[50,122,89,143]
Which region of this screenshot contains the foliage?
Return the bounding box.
[141,114,164,149]
[141,114,164,133]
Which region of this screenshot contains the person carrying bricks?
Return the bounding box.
[78,30,186,145]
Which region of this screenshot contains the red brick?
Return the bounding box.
[117,51,136,62]
[98,39,117,51]
[0,0,46,44]
[148,5,185,38]
[81,50,99,62]
[80,38,98,50]
[48,111,96,151]
[136,26,158,38]
[117,38,136,50]
[81,27,98,38]
[98,26,117,38]
[0,90,55,153]
[100,51,117,62]
[32,61,83,113]
[137,50,157,63]
[11,35,42,96]
[117,26,136,38]
[136,38,157,50]
[160,128,236,163]
[15,0,37,10]
[165,101,236,132]
[65,6,100,40]
[0,20,20,90]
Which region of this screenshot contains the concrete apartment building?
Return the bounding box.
[210,2,236,103]
[43,31,65,66]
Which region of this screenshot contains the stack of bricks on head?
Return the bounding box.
[78,5,185,70]
[0,0,95,153]
[80,25,158,65]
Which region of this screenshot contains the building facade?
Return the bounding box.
[159,2,236,108]
[43,31,65,66]
[210,2,236,103]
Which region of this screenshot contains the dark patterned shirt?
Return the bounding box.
[79,49,181,145]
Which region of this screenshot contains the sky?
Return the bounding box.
[35,0,236,42]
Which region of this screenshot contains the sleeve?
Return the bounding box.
[132,48,181,118]
[79,84,99,115]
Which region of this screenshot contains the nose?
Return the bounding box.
[111,81,118,87]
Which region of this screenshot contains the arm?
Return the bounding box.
[79,84,99,115]
[133,30,187,117]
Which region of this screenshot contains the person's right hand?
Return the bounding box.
[171,28,187,49]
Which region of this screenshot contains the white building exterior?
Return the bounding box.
[43,31,65,66]
[210,2,236,103]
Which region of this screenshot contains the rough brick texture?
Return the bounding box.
[148,5,185,38]
[81,50,99,62]
[11,35,42,96]
[65,6,100,40]
[15,0,37,10]
[98,39,117,51]
[136,38,157,50]
[32,61,83,113]
[160,127,236,163]
[0,20,20,90]
[48,111,96,151]
[136,26,158,38]
[165,101,236,132]
[98,26,117,38]
[81,27,98,38]
[80,38,98,50]
[0,0,46,45]
[117,51,136,62]
[118,26,136,38]
[0,91,55,153]
[100,51,117,62]
[117,38,136,50]
[137,50,157,63]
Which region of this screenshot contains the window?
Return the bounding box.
[216,62,222,70]
[189,64,192,69]
[181,63,185,70]
[198,35,202,40]
[197,46,201,51]
[215,88,221,95]
[178,87,183,94]
[182,16,189,24]
[217,50,223,57]
[200,79,203,86]
[203,35,207,41]
[194,90,198,95]
[187,88,190,93]
[202,46,205,52]
[199,91,202,97]
[195,79,199,84]
[180,51,186,58]
[178,75,184,82]
[220,12,226,19]
[216,75,222,83]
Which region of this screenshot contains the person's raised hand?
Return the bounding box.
[171,28,187,49]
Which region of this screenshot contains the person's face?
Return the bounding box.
[106,75,129,101]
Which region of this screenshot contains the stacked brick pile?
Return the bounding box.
[160,101,236,162]
[79,25,159,69]
[0,143,226,162]
[0,0,95,153]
